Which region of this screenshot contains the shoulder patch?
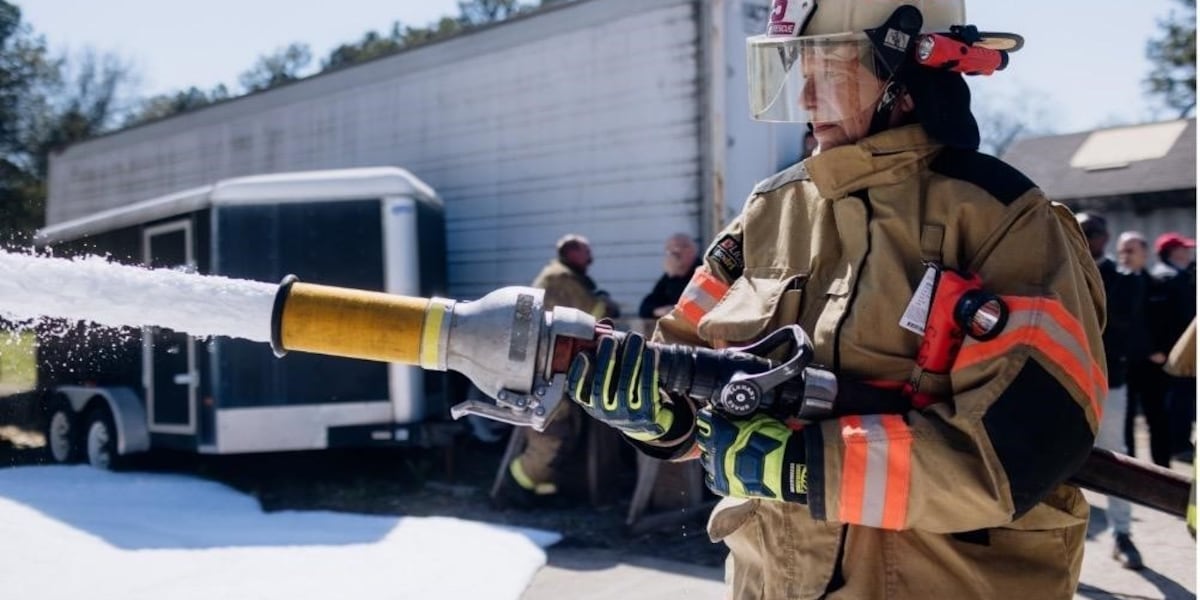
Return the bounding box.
[752,161,810,195]
[930,148,1036,205]
[707,234,744,280]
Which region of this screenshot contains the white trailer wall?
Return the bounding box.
[720,0,805,221]
[48,0,799,309]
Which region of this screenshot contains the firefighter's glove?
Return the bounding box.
[697,407,808,503]
[567,331,675,442]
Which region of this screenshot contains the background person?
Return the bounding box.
[639,233,700,319]
[1079,214,1145,569]
[1150,232,1197,461]
[494,234,619,507]
[1116,230,1171,466]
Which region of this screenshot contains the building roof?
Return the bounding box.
[1002,118,1196,202]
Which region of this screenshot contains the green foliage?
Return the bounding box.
[0,2,134,241]
[0,160,43,244]
[319,0,564,73]
[123,85,230,127]
[238,43,313,93]
[397,17,466,47]
[0,1,54,160]
[456,0,528,26]
[322,25,407,72]
[0,330,37,392]
[1146,0,1197,118]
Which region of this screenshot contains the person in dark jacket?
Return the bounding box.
[1150,232,1197,461]
[1078,213,1144,569]
[638,234,700,319]
[1116,231,1171,466]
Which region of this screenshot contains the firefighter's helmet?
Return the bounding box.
[748,0,966,123]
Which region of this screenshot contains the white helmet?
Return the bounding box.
[748,0,966,123]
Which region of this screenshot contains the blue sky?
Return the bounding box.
[19,0,1186,134]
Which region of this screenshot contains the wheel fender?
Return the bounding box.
[53,386,150,455]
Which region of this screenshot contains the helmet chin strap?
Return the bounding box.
[867,79,903,138]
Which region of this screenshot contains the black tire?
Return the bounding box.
[84,405,123,471]
[44,401,82,464]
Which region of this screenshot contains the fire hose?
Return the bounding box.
[268,276,1191,518]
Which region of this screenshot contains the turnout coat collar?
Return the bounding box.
[806,125,942,200]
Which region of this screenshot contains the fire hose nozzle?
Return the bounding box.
[270,277,597,431]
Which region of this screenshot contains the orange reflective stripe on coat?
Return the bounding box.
[837,414,913,530]
[955,296,1105,420]
[676,267,731,327]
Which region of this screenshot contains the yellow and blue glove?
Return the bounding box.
[697,407,809,503]
[567,331,680,443]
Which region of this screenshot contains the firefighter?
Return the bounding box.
[567,1,1106,598]
[496,234,619,506]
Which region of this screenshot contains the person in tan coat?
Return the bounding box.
[496,234,619,506]
[565,1,1106,598]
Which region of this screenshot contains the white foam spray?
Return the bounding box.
[0,251,277,342]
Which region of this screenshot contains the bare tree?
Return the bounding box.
[974,88,1057,158]
[25,49,137,175]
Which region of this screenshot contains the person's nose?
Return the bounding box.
[801,77,818,111]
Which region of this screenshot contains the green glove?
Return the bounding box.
[696,407,808,503]
[566,331,675,442]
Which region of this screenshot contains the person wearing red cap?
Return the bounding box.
[1150,232,1197,463]
[1155,232,1196,272]
[565,0,1105,597]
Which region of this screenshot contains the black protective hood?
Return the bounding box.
[901,67,981,150]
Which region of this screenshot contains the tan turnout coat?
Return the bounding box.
[655,125,1106,599]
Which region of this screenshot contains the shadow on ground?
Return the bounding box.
[0,393,726,566]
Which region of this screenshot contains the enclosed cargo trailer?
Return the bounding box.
[35,167,451,468]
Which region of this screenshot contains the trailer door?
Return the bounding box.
[142,220,197,434]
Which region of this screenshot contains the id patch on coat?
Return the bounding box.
[708,234,744,279]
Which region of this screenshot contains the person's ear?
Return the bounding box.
[898,92,915,113]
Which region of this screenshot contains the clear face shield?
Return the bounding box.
[747,32,892,124]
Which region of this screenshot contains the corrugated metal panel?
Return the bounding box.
[48,0,701,310]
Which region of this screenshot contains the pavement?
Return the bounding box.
[523,548,725,600]
[523,433,1197,600]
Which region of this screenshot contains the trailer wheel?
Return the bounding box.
[45,403,82,464]
[84,405,122,471]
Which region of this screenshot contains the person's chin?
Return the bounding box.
[813,125,849,151]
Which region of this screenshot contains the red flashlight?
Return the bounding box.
[915,33,1009,76]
